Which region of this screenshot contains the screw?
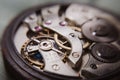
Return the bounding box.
[52,64,60,71]
[72,52,80,58]
[69,33,76,37]
[90,64,97,69]
[45,20,52,25]
[59,21,67,26]
[43,42,48,47]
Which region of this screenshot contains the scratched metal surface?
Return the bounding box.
[0,0,120,80]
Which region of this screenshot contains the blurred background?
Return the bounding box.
[0,0,120,80]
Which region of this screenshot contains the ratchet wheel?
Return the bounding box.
[1,3,120,80]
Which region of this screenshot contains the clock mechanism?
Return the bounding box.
[2,3,120,80]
